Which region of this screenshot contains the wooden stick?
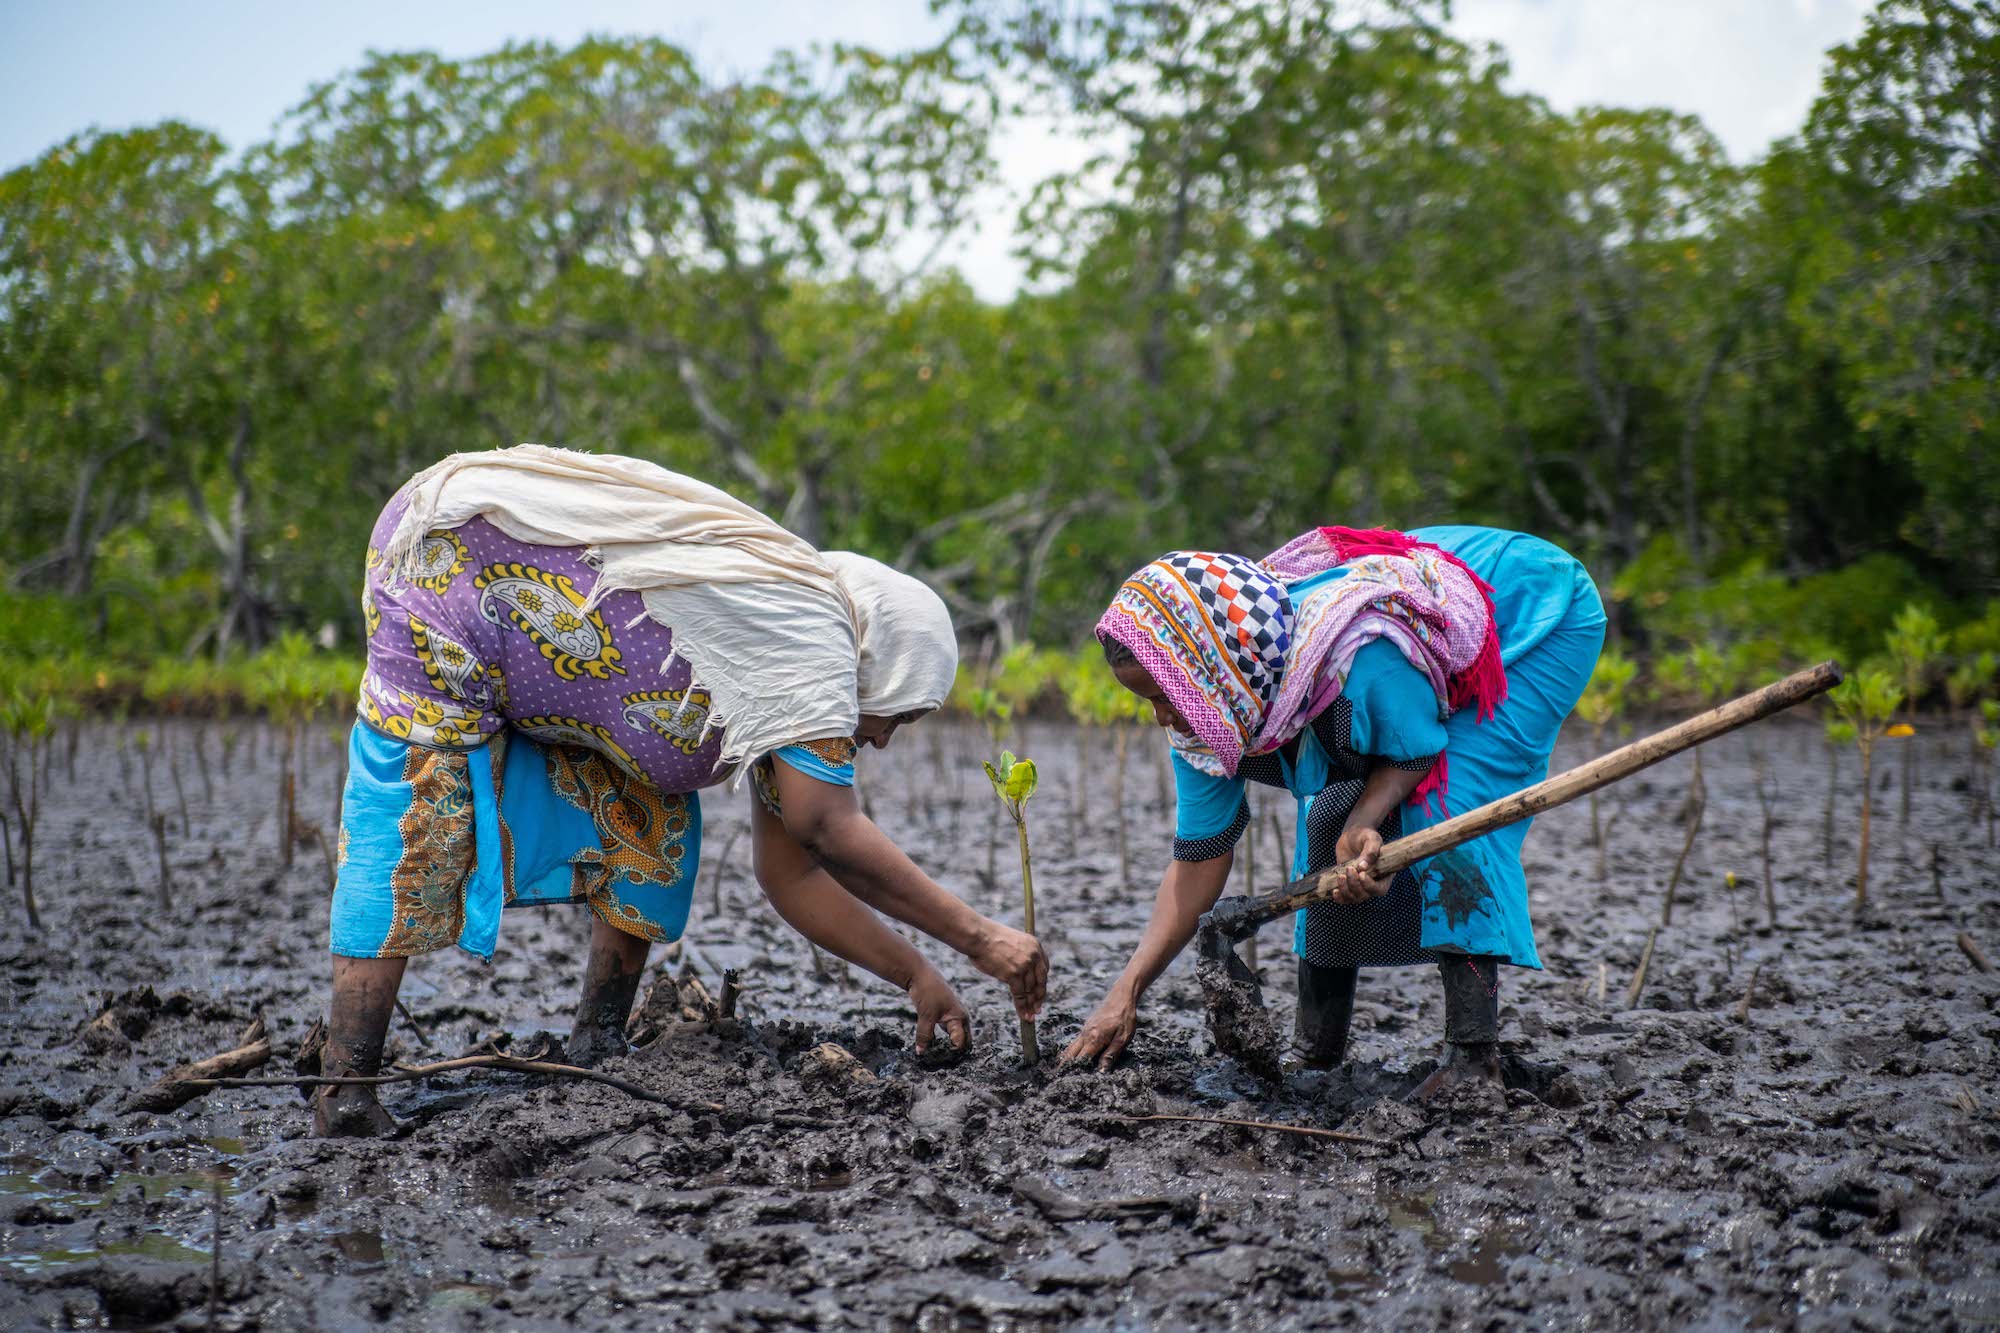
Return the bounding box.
[1106,1112,1393,1149]
[1624,926,1659,1011]
[394,999,432,1050]
[170,1052,832,1128]
[1205,662,1845,938]
[124,1017,270,1113]
[1959,931,1993,974]
[1735,962,1763,1022]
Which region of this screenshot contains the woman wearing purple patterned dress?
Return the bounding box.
[315,446,1046,1136]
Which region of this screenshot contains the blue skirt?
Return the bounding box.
[1289,526,1606,969]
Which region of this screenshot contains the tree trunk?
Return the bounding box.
[1113,728,1130,889]
[1857,744,1874,908]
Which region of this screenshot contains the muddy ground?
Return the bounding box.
[1,713,1996,1330]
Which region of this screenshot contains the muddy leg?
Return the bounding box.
[314,955,407,1137]
[1409,954,1504,1103]
[564,917,651,1067]
[1286,960,1358,1073]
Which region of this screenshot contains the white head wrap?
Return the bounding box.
[383,444,953,781]
[825,551,958,717]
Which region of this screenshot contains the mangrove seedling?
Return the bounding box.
[1823,717,1855,869]
[1947,652,1996,815]
[955,669,1014,887]
[2,687,54,931]
[1829,670,1910,908]
[1077,672,1151,888]
[1884,604,1944,827]
[1977,699,1998,848]
[983,750,1042,1065]
[1661,645,1735,925]
[1575,644,1637,881]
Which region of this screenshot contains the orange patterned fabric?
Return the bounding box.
[544,745,695,943]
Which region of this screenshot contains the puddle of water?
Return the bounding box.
[0,1165,240,1214]
[1,1233,214,1276]
[334,1229,389,1267]
[806,1170,854,1192]
[1376,1183,1527,1286]
[429,1280,503,1310]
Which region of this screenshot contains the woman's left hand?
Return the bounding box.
[1328,826,1390,904]
[907,967,971,1057]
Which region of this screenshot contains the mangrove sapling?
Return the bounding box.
[983,750,1042,1065]
[1059,652,1097,854]
[1976,701,1998,847]
[957,677,1014,891]
[136,728,158,831]
[1885,604,1944,829]
[1829,670,1910,909]
[152,812,173,911]
[1575,646,1636,882]
[1946,653,1995,795]
[2,689,54,931]
[169,736,191,836]
[193,728,213,804]
[1752,747,1778,930]
[1661,646,1733,926]
[1823,718,1852,869]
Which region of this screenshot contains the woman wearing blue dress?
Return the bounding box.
[1063,526,1605,1097]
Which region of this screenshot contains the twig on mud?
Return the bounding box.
[394,999,432,1050]
[207,1170,223,1329]
[124,1015,271,1113]
[151,812,173,912]
[1734,962,1763,1023]
[1104,1112,1393,1149]
[1624,926,1659,1011]
[1959,931,1993,974]
[1012,1175,1190,1221]
[171,1052,834,1129]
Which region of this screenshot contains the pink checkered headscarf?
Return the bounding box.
[1096,527,1506,809]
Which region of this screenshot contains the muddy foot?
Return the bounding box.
[563,1023,629,1068]
[1406,1045,1503,1106]
[311,1086,398,1138]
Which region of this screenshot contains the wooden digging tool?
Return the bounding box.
[1195,660,1845,1075]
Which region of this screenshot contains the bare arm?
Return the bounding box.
[751,795,937,991]
[1060,844,1235,1069]
[750,796,970,1052]
[769,760,1048,1020]
[1110,851,1236,1004]
[1327,759,1432,904]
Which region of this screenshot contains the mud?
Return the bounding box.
[2,715,1998,1329]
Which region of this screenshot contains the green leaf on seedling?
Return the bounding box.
[1003,757,1038,804]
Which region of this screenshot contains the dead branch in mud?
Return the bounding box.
[1105,1112,1393,1149]
[166,1051,834,1129]
[150,812,172,911]
[1959,931,1993,974]
[394,998,433,1050]
[123,1015,271,1112]
[1012,1175,1191,1221]
[1735,962,1763,1022]
[1624,925,1659,1010]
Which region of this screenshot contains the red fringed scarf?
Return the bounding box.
[1314,527,1510,816]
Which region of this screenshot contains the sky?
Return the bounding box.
[0,0,1877,300]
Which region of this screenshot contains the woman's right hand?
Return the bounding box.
[969,921,1048,1021]
[1062,985,1138,1070]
